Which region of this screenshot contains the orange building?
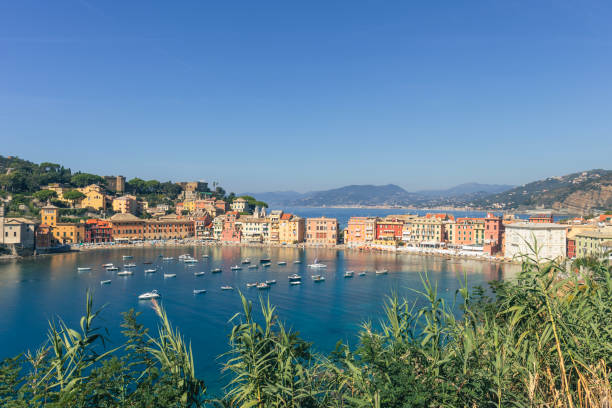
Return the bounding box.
[346,217,377,246]
[85,219,113,243]
[306,217,338,245]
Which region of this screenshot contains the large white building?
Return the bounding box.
[504,222,567,260]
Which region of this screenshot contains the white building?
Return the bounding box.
[238,218,269,243]
[504,222,567,260]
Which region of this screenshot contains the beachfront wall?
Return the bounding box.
[306,217,339,246]
[504,222,567,260]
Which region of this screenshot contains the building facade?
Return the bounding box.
[278,214,305,244]
[305,217,338,245]
[504,223,567,260]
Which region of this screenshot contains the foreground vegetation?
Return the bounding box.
[1,253,610,407]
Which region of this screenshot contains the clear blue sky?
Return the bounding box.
[1,1,611,193]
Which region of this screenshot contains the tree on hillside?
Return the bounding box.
[63,190,86,208]
[70,173,104,187]
[33,189,58,202]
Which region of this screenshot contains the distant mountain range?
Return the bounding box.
[243,182,515,208]
[245,170,612,214]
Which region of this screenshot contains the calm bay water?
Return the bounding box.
[0,246,519,394]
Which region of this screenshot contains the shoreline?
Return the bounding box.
[34,239,519,265]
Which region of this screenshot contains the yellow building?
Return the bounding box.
[279,214,305,244]
[112,195,139,214]
[575,228,612,257]
[409,217,445,243]
[78,185,108,211]
[43,183,71,204]
[41,203,59,227]
[183,200,196,213]
[52,222,86,244]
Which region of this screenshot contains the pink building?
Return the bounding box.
[306,217,339,245]
[220,211,241,242]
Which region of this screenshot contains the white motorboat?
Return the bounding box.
[193,289,207,295]
[241,258,251,264]
[246,282,258,288]
[117,270,133,276]
[265,279,277,285]
[248,265,258,269]
[221,286,233,291]
[307,258,327,268]
[344,271,354,278]
[164,273,177,278]
[312,275,325,282]
[288,274,301,281]
[359,271,367,276]
[293,260,301,264]
[162,257,174,261]
[257,283,270,290]
[138,290,160,300]
[375,269,388,275]
[102,263,114,268]
[290,281,301,285]
[77,267,91,271]
[124,263,136,268]
[107,266,119,271]
[144,269,157,273]
[194,271,205,276]
[262,263,271,267]
[211,268,222,273]
[277,261,287,265]
[202,254,209,258]
[230,265,242,270]
[100,280,111,285]
[122,255,133,260]
[184,259,198,264]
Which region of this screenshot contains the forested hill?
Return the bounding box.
[473,169,612,213]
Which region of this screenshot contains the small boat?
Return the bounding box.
[248,265,258,269]
[262,263,271,268]
[77,267,91,271]
[138,290,160,300]
[221,286,233,291]
[107,266,119,271]
[184,259,198,264]
[293,260,301,264]
[164,273,177,278]
[288,274,301,281]
[265,279,277,285]
[260,258,271,263]
[312,275,325,282]
[359,271,366,276]
[100,280,111,285]
[117,270,133,276]
[123,255,133,260]
[241,258,251,264]
[290,281,301,285]
[344,271,354,278]
[257,283,270,290]
[230,265,242,270]
[162,257,174,261]
[193,289,207,295]
[178,254,190,259]
[202,254,209,258]
[308,258,327,268]
[143,261,153,265]
[144,269,157,273]
[246,282,258,288]
[277,261,287,265]
[375,269,388,275]
[194,271,205,276]
[102,263,114,268]
[124,263,136,268]
[211,268,222,273]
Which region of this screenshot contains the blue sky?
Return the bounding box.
[1,1,611,193]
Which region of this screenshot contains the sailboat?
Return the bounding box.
[307,258,327,268]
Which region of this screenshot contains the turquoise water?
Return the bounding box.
[0,246,519,394]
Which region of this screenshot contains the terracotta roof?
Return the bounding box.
[109,213,141,222]
[280,213,293,220]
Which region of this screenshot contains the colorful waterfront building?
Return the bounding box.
[267,210,283,243]
[483,212,504,255]
[78,184,108,211]
[451,218,485,246]
[112,195,139,215]
[239,217,269,243]
[52,222,86,245]
[346,217,377,246]
[409,217,445,245]
[566,225,598,259]
[220,212,241,243]
[279,214,305,244]
[84,219,113,243]
[375,218,404,242]
[305,217,339,246]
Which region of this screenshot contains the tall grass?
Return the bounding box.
[0,253,610,407]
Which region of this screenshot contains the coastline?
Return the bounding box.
[63,239,519,265]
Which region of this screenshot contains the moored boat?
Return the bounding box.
[100,280,111,285]
[102,263,114,268]
[122,255,133,260]
[248,265,258,269]
[375,269,388,275]
[288,274,301,281]
[77,267,92,271]
[359,271,366,276]
[162,257,174,261]
[221,286,233,291]
[164,273,177,278]
[193,289,207,294]
[265,279,277,285]
[246,282,258,288]
[241,258,251,264]
[290,281,301,285]
[308,258,327,268]
[277,261,287,265]
[230,265,242,270]
[138,290,160,300]
[144,269,157,273]
[262,263,271,267]
[211,268,222,273]
[344,271,354,278]
[194,271,205,276]
[107,266,119,271]
[257,283,270,290]
[117,270,133,276]
[259,258,271,263]
[124,263,136,268]
[312,274,325,282]
[293,260,301,264]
